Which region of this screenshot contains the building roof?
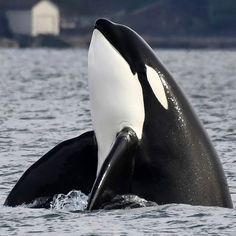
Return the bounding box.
[3,0,48,10]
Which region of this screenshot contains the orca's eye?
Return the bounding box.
[146,65,168,110]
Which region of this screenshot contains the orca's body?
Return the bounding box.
[4,132,97,207]
[5,19,233,210]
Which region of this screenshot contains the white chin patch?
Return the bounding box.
[146,65,168,110]
[88,29,145,175]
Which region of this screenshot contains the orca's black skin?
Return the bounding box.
[91,19,233,208]
[4,131,97,208]
[87,127,138,210]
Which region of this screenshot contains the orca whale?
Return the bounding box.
[4,19,233,210]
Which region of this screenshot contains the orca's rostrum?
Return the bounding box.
[5,19,233,210]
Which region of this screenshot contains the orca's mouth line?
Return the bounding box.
[94,20,107,39]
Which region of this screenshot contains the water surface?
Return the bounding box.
[0,49,236,235]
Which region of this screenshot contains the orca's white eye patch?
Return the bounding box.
[146,65,168,110]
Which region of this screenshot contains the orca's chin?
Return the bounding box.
[88,28,145,174]
[94,18,111,31]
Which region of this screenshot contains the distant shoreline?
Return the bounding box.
[143,35,236,49]
[1,35,236,49]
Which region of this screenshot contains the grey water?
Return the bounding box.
[0,48,236,235]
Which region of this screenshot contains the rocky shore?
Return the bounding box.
[1,35,236,49]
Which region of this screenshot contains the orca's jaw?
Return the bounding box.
[88,29,145,174]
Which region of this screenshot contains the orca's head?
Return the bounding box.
[88,19,168,174]
[94,19,148,75]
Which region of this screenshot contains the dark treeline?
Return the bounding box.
[0,0,235,48]
[52,0,236,35]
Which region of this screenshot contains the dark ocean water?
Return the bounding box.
[0,49,236,235]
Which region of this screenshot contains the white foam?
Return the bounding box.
[50,190,88,211]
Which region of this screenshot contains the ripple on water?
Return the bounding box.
[0,49,235,235]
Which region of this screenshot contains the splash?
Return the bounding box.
[50,190,88,211]
[101,195,158,210]
[50,190,157,211]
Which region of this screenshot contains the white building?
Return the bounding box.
[6,0,60,36]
